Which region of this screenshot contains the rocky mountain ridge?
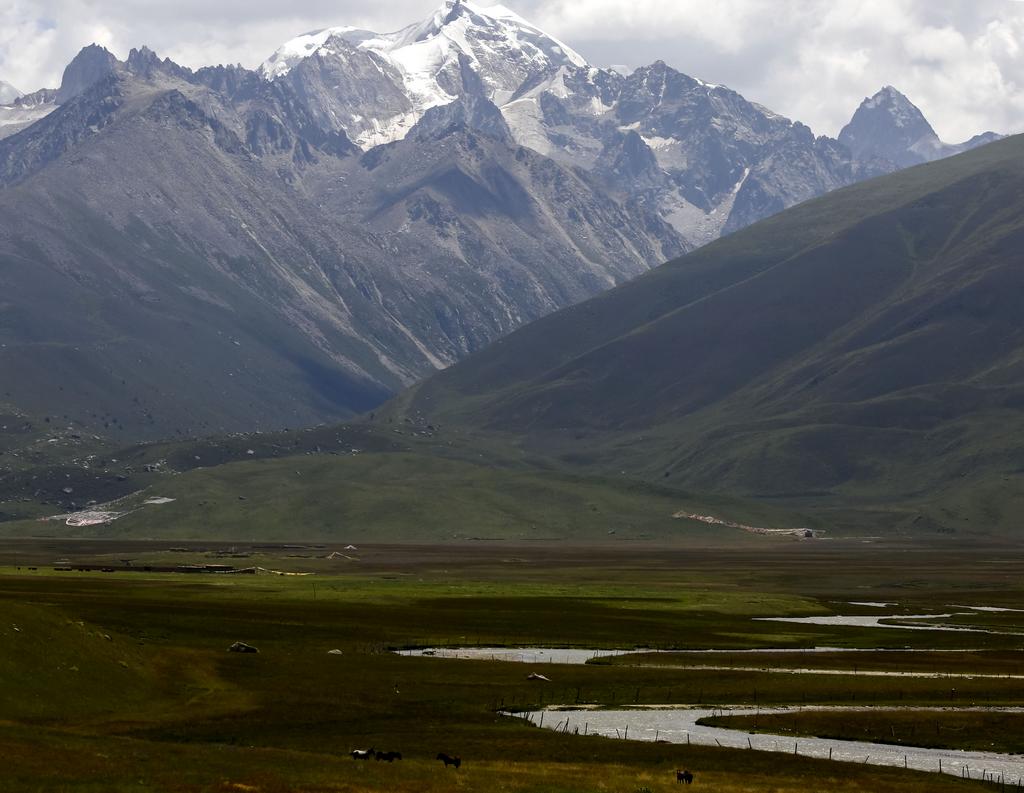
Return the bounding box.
[839,85,1003,167]
[386,134,1024,534]
[0,2,1005,438]
[0,41,681,438]
[259,1,1000,247]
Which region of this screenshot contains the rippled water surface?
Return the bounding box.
[519,706,1024,781]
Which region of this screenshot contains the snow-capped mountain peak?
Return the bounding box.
[258,27,374,79]
[261,1,586,81]
[392,0,586,67]
[401,0,476,45]
[260,1,588,146]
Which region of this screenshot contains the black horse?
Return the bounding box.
[375,750,402,762]
[436,752,461,768]
[676,769,694,784]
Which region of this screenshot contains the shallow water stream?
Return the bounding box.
[399,647,1024,780]
[519,706,1024,781]
[395,647,632,663]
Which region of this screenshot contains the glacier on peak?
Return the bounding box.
[261,1,586,81]
[259,0,588,146]
[259,27,371,79]
[255,5,1002,248]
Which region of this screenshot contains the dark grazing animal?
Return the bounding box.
[375,750,402,762]
[350,748,375,760]
[436,752,461,768]
[676,769,694,784]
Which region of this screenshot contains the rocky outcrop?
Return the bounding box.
[55,44,118,104]
[839,86,1002,167]
[0,46,684,439]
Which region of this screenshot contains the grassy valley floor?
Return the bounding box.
[0,540,1021,791]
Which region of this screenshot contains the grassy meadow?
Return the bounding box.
[1,541,1022,791]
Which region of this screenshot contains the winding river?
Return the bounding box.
[398,644,1024,780]
[518,706,1024,782]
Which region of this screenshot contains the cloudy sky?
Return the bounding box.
[2,0,1022,141]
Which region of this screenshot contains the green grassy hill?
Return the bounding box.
[7,138,1024,541]
[0,418,809,541]
[385,135,1024,535]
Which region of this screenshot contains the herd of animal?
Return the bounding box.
[349,748,692,783]
[349,748,461,768]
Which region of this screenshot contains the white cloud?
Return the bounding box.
[530,0,1023,140]
[1,0,1021,141]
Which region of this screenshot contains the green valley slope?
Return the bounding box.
[386,135,1024,535]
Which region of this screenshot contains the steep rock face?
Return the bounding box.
[0,46,684,438]
[259,9,874,248]
[0,7,1006,439]
[55,44,119,104]
[839,86,1002,167]
[517,61,889,246]
[317,125,684,362]
[262,5,1002,250]
[0,62,403,438]
[276,39,415,149]
[406,88,514,144]
[261,0,585,148]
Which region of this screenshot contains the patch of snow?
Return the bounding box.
[260,0,590,147]
[692,75,720,89]
[502,96,553,157]
[0,100,56,140]
[260,27,363,79]
[751,102,786,122]
[639,134,677,151]
[660,167,749,248]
